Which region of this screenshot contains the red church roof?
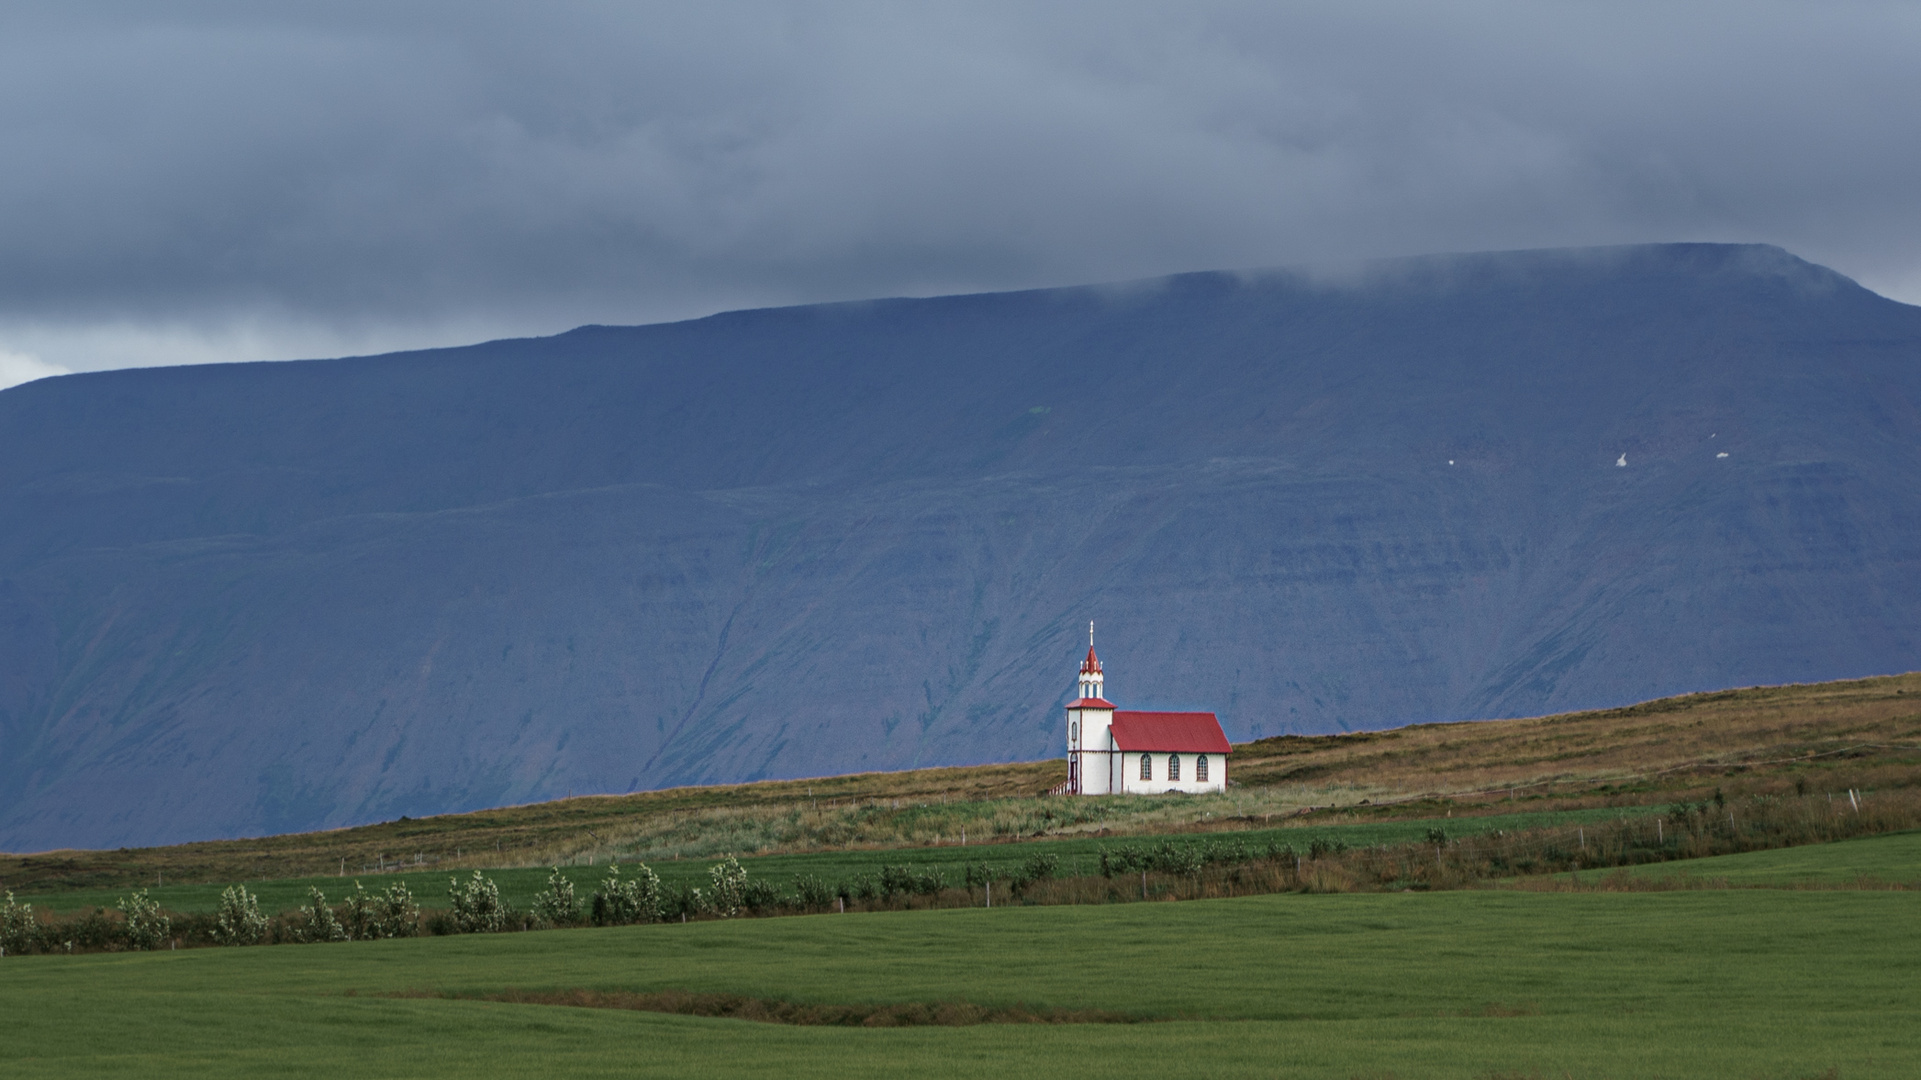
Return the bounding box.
[1080,646,1102,675]
[1067,697,1115,709]
[1109,711,1230,754]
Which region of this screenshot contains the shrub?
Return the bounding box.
[591,863,664,926]
[877,864,912,900]
[532,867,581,927]
[672,885,707,919]
[299,887,349,942]
[339,880,420,939]
[1149,842,1203,877]
[707,857,749,917]
[1194,840,1252,868]
[1424,827,1449,846]
[211,885,268,946]
[874,865,946,899]
[1,892,36,956]
[1006,852,1063,898]
[118,889,172,951]
[1021,852,1060,883]
[1307,836,1348,860]
[378,881,421,937]
[963,862,996,888]
[741,879,782,913]
[449,871,510,933]
[69,908,117,951]
[341,882,380,941]
[1264,840,1299,862]
[792,874,834,909]
[1098,845,1142,878]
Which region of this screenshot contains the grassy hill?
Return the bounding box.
[5,671,1917,901]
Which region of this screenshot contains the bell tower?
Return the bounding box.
[1065,622,1117,794]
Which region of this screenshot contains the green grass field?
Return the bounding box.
[17,804,1666,916]
[1563,827,1921,887]
[3,886,1915,1079]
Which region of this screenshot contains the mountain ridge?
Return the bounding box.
[2,242,1917,849]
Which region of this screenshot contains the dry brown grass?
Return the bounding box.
[0,758,1064,892]
[6,672,1918,894]
[1232,671,1921,806]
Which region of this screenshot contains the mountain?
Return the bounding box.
[2,243,1918,851]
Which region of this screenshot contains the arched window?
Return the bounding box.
[1168,754,1181,781]
[1069,720,1078,744]
[1139,754,1152,780]
[1196,755,1209,782]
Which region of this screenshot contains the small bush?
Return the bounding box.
[117,889,172,951]
[792,874,834,909]
[449,871,511,934]
[671,885,706,919]
[1021,852,1060,883]
[341,883,380,941]
[69,908,117,951]
[590,862,664,926]
[339,880,419,939]
[532,867,581,927]
[1194,840,1251,868]
[708,857,749,917]
[742,879,782,913]
[1098,845,1142,878]
[1307,836,1349,860]
[212,885,268,946]
[2,892,37,956]
[379,881,421,937]
[1149,842,1203,877]
[873,865,946,899]
[298,887,349,942]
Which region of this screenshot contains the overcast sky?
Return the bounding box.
[3,1,1919,388]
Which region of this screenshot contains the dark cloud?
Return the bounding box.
[2,1,1919,378]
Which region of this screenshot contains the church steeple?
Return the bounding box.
[1077,621,1105,701]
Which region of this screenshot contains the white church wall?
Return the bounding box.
[1119,751,1226,795]
[1067,704,1116,794]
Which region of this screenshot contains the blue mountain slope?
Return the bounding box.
[2,243,1918,850]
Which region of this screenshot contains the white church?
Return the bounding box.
[1064,631,1230,795]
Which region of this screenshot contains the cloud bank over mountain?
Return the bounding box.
[3,3,1921,370]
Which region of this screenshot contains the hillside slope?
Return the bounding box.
[5,672,1917,896]
[2,243,1919,849]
